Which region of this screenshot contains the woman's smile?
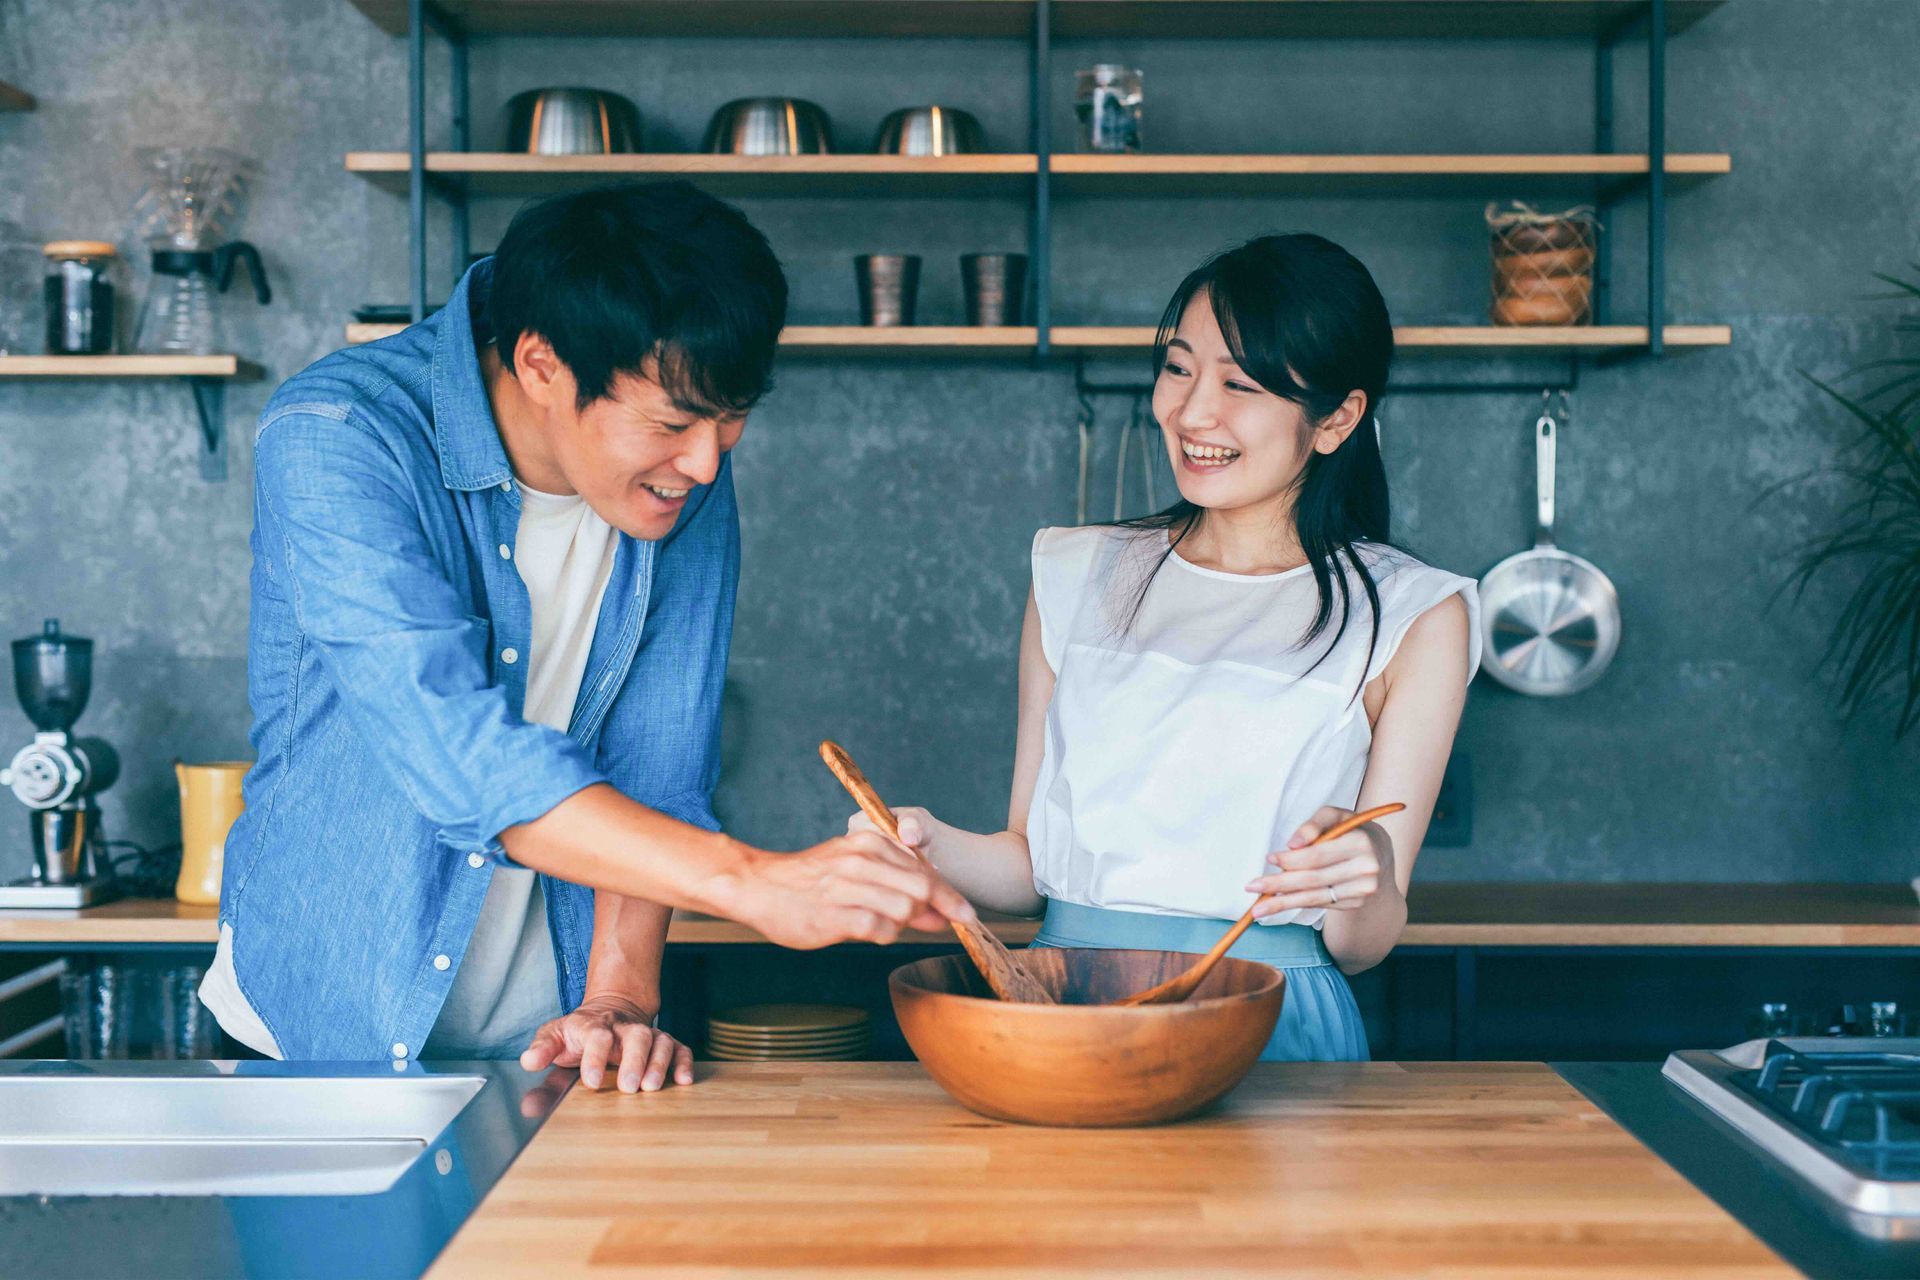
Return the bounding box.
[1179,437,1243,471]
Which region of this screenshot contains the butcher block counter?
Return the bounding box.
[424,1061,1790,1278]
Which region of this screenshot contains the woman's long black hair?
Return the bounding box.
[1115,233,1397,692]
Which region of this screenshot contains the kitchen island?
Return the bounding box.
[425,1061,1792,1278]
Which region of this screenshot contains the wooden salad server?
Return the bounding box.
[1113,803,1407,1007]
[819,740,1055,1004]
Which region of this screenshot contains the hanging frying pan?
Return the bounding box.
[1478,394,1621,696]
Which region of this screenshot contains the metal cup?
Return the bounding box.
[854,254,920,327]
[960,253,1027,326]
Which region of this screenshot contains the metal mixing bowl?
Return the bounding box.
[872,105,985,155]
[504,87,642,155]
[702,98,833,155]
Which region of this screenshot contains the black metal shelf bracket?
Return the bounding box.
[1029,0,1052,363]
[186,377,228,482]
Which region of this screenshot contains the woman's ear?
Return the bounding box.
[1312,390,1370,455]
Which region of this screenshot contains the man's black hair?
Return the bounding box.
[488,181,788,415]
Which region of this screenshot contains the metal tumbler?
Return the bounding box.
[854,254,920,327]
[961,254,1027,326]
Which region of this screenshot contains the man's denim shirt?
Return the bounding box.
[225,260,738,1060]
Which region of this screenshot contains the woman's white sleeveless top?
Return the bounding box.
[1025,525,1483,929]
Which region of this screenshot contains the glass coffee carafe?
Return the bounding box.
[130,147,271,354]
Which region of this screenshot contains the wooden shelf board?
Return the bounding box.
[1055,0,1724,37]
[347,151,1729,198]
[0,80,34,113]
[345,151,1036,196]
[349,322,1731,351]
[12,884,1910,949]
[346,0,1724,39]
[0,354,262,378]
[1057,323,1734,349]
[1052,152,1730,195]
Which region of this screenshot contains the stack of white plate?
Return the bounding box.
[705,1004,870,1061]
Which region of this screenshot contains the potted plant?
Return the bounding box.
[1786,270,1920,738]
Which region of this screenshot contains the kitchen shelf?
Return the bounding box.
[1051,152,1731,196]
[0,80,34,112]
[0,354,261,378]
[346,0,1723,39]
[348,322,1732,351]
[345,151,1038,196]
[1056,324,1733,349]
[9,883,1915,950]
[347,151,1729,199]
[0,355,264,480]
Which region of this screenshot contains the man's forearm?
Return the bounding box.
[584,889,673,1010]
[500,783,756,916]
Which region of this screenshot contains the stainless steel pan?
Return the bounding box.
[1478,394,1621,696]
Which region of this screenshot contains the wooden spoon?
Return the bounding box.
[1112,802,1407,1007]
[819,740,1055,1005]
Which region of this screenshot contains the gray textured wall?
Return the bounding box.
[0,0,1914,887]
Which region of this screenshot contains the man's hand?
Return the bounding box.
[519,993,693,1093]
[716,832,976,950]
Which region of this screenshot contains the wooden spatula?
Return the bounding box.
[1112,802,1407,1007]
[819,740,1055,1005]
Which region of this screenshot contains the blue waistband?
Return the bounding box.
[1033,899,1332,967]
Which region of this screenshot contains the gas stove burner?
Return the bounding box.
[1732,1042,1920,1183]
[1667,1038,1920,1237]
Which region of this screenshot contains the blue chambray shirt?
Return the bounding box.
[223,260,739,1060]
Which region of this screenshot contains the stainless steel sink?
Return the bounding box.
[0,1071,487,1196]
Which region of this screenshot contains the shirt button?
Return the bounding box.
[497,543,511,559]
[391,1043,408,1059]
[500,647,518,664]
[499,480,512,492]
[433,954,450,971]
[467,852,485,868]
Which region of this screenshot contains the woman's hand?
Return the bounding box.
[1245,805,1396,918]
[847,805,936,860]
[519,993,694,1093]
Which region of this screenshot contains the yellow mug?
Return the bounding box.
[175,761,249,905]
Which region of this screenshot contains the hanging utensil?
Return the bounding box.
[818,741,1054,1004]
[1112,803,1406,1007]
[1478,392,1621,696]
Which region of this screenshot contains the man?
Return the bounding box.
[200,183,970,1091]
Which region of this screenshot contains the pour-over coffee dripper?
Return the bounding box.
[130,146,272,354]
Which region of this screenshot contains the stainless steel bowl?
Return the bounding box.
[702,98,833,155]
[873,105,984,155]
[504,87,641,155]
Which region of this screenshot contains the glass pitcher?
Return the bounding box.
[135,242,270,355]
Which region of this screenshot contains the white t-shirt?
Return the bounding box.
[202,480,619,1058]
[1025,525,1482,928]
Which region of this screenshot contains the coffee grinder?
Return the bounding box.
[0,620,121,907]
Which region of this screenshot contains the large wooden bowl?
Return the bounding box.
[889,948,1285,1127]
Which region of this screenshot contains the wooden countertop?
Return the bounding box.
[4,882,1917,948]
[426,1061,1788,1278]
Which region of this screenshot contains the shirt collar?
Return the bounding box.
[431,258,515,492]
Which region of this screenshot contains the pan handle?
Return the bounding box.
[1534,397,1558,547]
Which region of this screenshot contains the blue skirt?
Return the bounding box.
[1030,899,1370,1062]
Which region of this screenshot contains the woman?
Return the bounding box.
[861,233,1481,1060]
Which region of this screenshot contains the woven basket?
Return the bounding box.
[1488,201,1600,326]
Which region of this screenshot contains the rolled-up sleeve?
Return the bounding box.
[254,408,605,859]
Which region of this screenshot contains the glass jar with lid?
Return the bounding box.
[42,240,118,355]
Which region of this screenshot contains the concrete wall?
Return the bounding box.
[0,0,1914,886]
